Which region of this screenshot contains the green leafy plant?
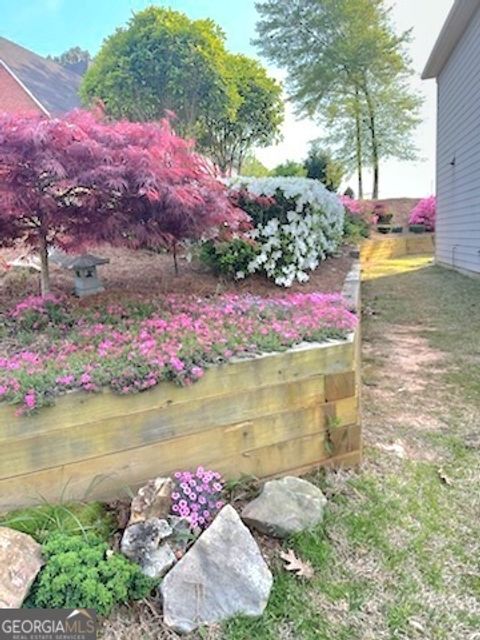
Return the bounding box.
[26,533,154,615]
[343,212,370,241]
[199,238,259,279]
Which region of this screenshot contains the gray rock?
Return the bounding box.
[0,527,44,608]
[121,518,174,578]
[242,476,327,538]
[121,518,172,561]
[142,543,176,579]
[161,505,272,634]
[167,516,195,556]
[128,477,174,525]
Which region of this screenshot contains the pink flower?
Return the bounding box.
[24,390,36,410]
[409,196,436,230]
[170,356,184,372]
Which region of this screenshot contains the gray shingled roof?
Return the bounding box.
[0,37,82,115]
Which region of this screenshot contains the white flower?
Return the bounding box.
[227,176,344,288]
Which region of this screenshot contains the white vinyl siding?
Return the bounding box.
[436,5,480,274]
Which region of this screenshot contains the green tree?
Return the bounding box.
[80,7,234,136]
[198,54,283,174]
[272,160,306,177]
[49,47,91,75]
[242,154,271,177]
[255,0,422,198]
[303,143,344,191]
[81,8,283,174]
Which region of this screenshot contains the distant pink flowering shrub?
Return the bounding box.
[340,195,364,215]
[171,467,225,530]
[340,196,382,222]
[409,196,436,230]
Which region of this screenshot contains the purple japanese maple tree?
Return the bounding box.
[0,109,248,294]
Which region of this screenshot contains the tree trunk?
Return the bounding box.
[39,232,50,296]
[354,88,364,199]
[172,242,179,276]
[363,81,379,199]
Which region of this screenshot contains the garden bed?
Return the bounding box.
[0,260,361,511]
[0,244,354,309]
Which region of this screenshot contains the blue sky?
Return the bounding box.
[0,0,258,58]
[0,0,454,198]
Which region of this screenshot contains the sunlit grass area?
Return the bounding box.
[222,256,480,640]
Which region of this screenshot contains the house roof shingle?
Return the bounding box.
[0,36,82,115]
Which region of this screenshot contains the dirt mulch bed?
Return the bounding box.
[0,244,354,310]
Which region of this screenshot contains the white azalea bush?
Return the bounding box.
[228,177,345,287]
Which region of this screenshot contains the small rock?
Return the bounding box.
[128,477,174,525]
[161,505,272,634]
[121,518,174,577]
[142,543,176,579]
[121,518,172,560]
[0,527,43,608]
[242,476,327,538]
[167,516,195,557]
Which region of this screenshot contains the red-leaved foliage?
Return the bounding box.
[0,108,249,256]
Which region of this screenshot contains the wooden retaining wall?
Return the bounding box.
[0,267,362,511]
[361,234,434,263]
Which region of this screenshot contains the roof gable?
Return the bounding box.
[422,0,480,79]
[0,37,82,114]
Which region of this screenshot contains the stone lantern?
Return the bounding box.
[66,253,110,297]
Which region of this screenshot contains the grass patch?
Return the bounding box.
[0,500,114,543]
[223,255,480,640]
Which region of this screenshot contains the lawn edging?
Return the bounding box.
[0,261,362,510]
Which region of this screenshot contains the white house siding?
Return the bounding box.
[436,5,480,274]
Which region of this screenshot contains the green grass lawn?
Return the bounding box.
[222,255,480,640]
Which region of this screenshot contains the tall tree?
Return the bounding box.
[255,0,422,198]
[197,54,283,174]
[80,7,234,136]
[49,47,91,75]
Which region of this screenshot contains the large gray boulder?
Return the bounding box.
[242,476,327,538]
[0,527,43,608]
[161,505,272,634]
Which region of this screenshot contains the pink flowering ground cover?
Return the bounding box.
[0,292,356,414]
